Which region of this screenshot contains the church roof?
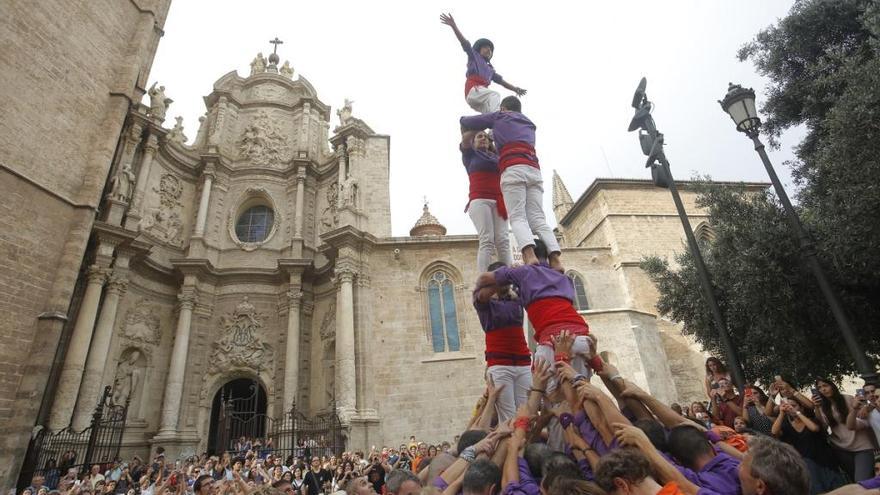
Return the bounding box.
[409,202,447,237]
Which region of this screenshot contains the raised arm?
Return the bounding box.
[496,79,527,97]
[620,381,702,431]
[439,13,469,50]
[460,113,497,132]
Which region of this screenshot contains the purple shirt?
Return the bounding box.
[573,411,618,456]
[675,452,741,495]
[461,146,499,175]
[501,458,539,495]
[860,475,880,489]
[460,112,537,152]
[493,263,575,308]
[473,293,524,331]
[463,41,503,84]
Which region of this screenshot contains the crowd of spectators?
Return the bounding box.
[20,349,880,495]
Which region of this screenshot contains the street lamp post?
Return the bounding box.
[628,77,746,390]
[720,83,877,385]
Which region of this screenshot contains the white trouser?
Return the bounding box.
[534,335,592,393]
[467,86,501,114]
[487,365,532,423]
[468,199,513,272]
[500,165,561,254]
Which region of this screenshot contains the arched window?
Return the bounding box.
[426,270,461,352]
[567,271,589,311]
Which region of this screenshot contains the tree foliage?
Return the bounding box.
[643,0,880,385]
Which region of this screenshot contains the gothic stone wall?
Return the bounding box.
[0,0,170,486]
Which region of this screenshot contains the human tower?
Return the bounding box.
[440,13,599,422]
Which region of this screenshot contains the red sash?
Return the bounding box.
[485,326,531,367]
[526,297,589,345]
[499,142,540,172]
[465,75,490,97]
[465,171,508,219]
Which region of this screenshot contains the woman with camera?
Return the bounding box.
[772,397,846,494]
[813,378,878,482]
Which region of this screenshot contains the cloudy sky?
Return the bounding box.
[148,0,803,236]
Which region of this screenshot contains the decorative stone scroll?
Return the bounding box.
[208,297,275,374]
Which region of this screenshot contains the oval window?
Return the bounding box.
[235,205,274,243]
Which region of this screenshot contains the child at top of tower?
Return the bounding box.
[440,12,527,114]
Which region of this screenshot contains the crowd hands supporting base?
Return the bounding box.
[21,346,880,495]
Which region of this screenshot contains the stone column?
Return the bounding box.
[71,269,128,430]
[193,165,216,237]
[334,263,357,415]
[283,287,303,410]
[48,265,107,430]
[293,166,306,239]
[126,133,159,230]
[157,287,198,436]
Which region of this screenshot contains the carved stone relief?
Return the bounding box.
[319,302,336,341]
[237,110,291,167]
[208,297,275,374]
[121,299,161,344]
[140,174,185,247]
[320,183,339,232]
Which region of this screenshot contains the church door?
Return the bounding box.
[207,378,267,455]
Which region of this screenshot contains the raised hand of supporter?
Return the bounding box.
[531,358,553,391]
[555,360,578,384]
[486,375,505,399]
[473,430,500,456]
[575,380,603,402]
[612,422,653,451]
[552,330,574,358]
[549,401,573,418]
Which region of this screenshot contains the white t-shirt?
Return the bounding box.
[869,408,880,447]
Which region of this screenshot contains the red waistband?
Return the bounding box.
[526,297,589,344]
[465,171,507,220]
[465,75,490,97]
[485,325,530,366]
[499,142,539,172]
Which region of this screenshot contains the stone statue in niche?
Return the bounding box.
[320,183,339,231]
[122,300,161,344]
[336,99,353,127]
[209,296,275,373]
[147,82,173,123]
[250,53,267,76]
[108,162,136,202]
[238,110,290,167]
[339,175,358,209]
[141,174,184,247]
[280,61,294,78]
[167,116,188,145]
[112,349,144,406]
[319,302,336,341]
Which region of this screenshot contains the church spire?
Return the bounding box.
[552,170,574,221]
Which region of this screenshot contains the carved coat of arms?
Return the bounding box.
[209,296,274,373]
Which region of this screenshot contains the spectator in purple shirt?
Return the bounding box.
[440,13,526,114]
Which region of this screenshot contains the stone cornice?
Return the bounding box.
[277,259,313,275]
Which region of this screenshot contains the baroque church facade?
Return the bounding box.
[0,0,769,483]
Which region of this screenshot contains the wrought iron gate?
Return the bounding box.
[17,386,129,489]
[218,400,346,460]
[215,381,266,453]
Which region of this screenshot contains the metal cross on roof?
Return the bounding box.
[269,37,283,54]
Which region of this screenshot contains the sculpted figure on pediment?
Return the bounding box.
[238,111,290,167]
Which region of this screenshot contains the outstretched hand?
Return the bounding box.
[515,87,528,97]
[440,13,456,27]
[552,330,574,357]
[618,381,649,401]
[612,422,653,450]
